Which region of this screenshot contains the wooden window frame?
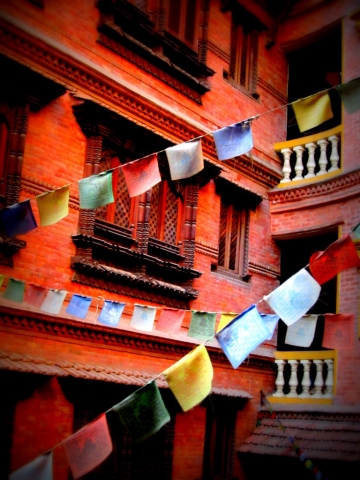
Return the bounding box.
[165,0,201,51]
[229,22,258,93]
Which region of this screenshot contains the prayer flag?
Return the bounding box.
[165,140,204,180]
[285,315,318,347]
[352,222,360,239]
[9,451,53,480]
[78,171,114,209]
[216,313,237,333]
[40,289,67,314]
[263,269,321,326]
[291,91,333,132]
[309,235,360,285]
[112,381,170,443]
[98,300,125,327]
[188,311,216,341]
[63,414,112,479]
[322,313,354,350]
[122,154,161,197]
[215,305,271,369]
[336,77,360,114]
[24,284,48,308]
[0,200,37,237]
[2,278,25,303]
[130,304,157,332]
[260,313,280,340]
[36,185,70,226]
[164,344,213,412]
[156,308,185,334]
[0,274,4,287]
[212,121,253,160]
[66,294,92,319]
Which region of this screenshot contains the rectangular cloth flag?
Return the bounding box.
[62,414,112,479]
[212,121,253,161]
[215,305,271,369]
[309,234,360,285]
[112,380,170,444]
[66,294,92,319]
[216,313,237,333]
[2,278,25,303]
[9,451,53,480]
[352,222,360,239]
[188,311,216,341]
[336,77,360,114]
[130,304,157,332]
[97,300,125,327]
[0,199,37,237]
[40,289,67,314]
[0,274,4,287]
[156,308,185,334]
[165,139,204,180]
[78,171,114,209]
[164,344,213,412]
[122,154,161,197]
[260,313,280,340]
[24,284,48,308]
[291,91,333,132]
[285,315,318,347]
[36,185,70,226]
[263,269,321,326]
[322,313,354,350]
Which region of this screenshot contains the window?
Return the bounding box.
[165,0,201,50]
[0,113,10,206]
[229,23,258,93]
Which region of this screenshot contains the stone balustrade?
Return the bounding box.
[274,126,342,184]
[268,351,336,404]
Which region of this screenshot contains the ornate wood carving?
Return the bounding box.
[0,235,26,267]
[182,184,199,270]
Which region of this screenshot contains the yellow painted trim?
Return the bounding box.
[274,125,343,151]
[276,168,343,188]
[267,396,333,405]
[273,350,336,360]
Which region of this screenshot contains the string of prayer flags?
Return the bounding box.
[291,91,333,132]
[2,278,25,303]
[97,300,125,328]
[164,344,213,412]
[40,289,67,314]
[36,185,70,226]
[188,311,216,341]
[216,313,237,333]
[122,153,161,197]
[78,171,114,209]
[0,199,37,237]
[285,315,318,347]
[260,313,280,340]
[112,381,170,444]
[263,269,321,326]
[215,305,271,369]
[212,121,253,161]
[9,451,53,480]
[130,304,157,332]
[62,414,112,479]
[336,77,360,114]
[309,234,360,285]
[156,308,185,334]
[65,294,92,319]
[24,283,48,308]
[322,313,354,350]
[165,139,204,180]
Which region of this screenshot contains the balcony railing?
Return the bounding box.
[274,126,342,185]
[268,350,336,404]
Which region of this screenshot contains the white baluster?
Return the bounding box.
[299,359,311,397]
[324,359,334,398]
[312,359,324,397]
[328,135,340,172]
[293,146,305,180]
[288,359,299,397]
[273,360,286,397]
[317,139,329,175]
[304,143,317,178]
[280,148,292,183]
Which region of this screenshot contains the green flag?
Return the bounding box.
[3,278,25,303]
[78,171,114,209]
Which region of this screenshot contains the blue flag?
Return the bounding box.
[9,451,53,480]
[0,200,37,237]
[212,121,253,161]
[66,294,92,319]
[98,300,125,327]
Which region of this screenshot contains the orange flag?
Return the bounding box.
[164,345,213,412]
[309,235,360,285]
[291,91,333,132]
[36,185,69,226]
[122,154,161,197]
[322,313,354,350]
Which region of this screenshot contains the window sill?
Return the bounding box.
[223,70,260,101]
[211,264,251,284]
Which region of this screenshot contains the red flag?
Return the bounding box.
[309,235,360,285]
[156,308,185,334]
[122,154,161,197]
[24,284,48,308]
[322,313,354,350]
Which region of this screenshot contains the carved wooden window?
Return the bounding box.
[229,23,258,93]
[0,112,10,207]
[149,181,182,245]
[165,0,201,50]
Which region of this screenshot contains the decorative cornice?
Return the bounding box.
[21,176,79,210]
[195,241,218,259]
[248,261,280,280]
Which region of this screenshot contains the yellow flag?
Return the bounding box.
[36,185,70,226]
[164,345,213,412]
[291,91,333,132]
[216,312,237,333]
